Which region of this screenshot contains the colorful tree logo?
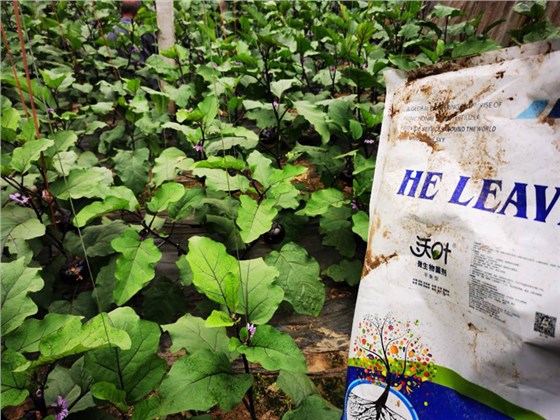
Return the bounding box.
[347,313,436,419]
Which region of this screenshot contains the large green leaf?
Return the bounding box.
[320,206,355,258]
[205,125,259,154]
[167,186,205,221]
[158,350,253,415]
[10,139,54,173]
[293,101,330,144]
[323,259,362,286]
[264,243,325,316]
[352,210,369,242]
[1,258,44,336]
[186,236,240,311]
[295,188,347,217]
[35,312,131,366]
[270,78,298,99]
[236,195,278,244]
[147,182,185,213]
[113,148,150,195]
[237,258,283,325]
[44,362,95,414]
[282,395,342,420]
[73,196,130,227]
[49,167,113,199]
[193,168,250,192]
[229,325,307,372]
[246,150,274,188]
[152,147,194,187]
[276,370,319,406]
[1,206,45,257]
[65,220,128,258]
[111,230,162,305]
[91,258,117,312]
[84,307,166,404]
[91,382,128,412]
[162,314,232,356]
[1,353,30,409]
[4,313,75,352]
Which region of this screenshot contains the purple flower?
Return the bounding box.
[131,46,139,54]
[9,192,29,206]
[194,143,204,152]
[362,63,368,70]
[272,100,279,110]
[351,200,359,211]
[234,61,242,66]
[47,108,55,114]
[329,66,336,73]
[247,323,256,339]
[363,138,375,144]
[51,396,68,420]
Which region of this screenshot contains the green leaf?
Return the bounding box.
[205,125,259,154]
[323,259,362,286]
[1,206,45,255]
[91,382,128,412]
[10,139,54,173]
[1,354,30,409]
[1,258,43,336]
[111,230,162,305]
[66,220,128,258]
[162,314,232,356]
[193,168,250,192]
[74,196,130,227]
[176,256,193,286]
[352,210,369,242]
[152,147,194,187]
[282,395,342,420]
[186,236,240,311]
[230,325,306,372]
[84,307,166,404]
[35,312,131,366]
[265,243,325,317]
[168,186,205,221]
[236,195,278,244]
[113,148,150,195]
[158,350,253,414]
[320,206,355,258]
[90,101,114,114]
[199,95,219,124]
[293,101,330,144]
[452,38,500,58]
[341,67,378,89]
[205,310,235,328]
[247,150,274,187]
[147,182,185,213]
[4,313,74,353]
[237,258,283,325]
[194,156,246,171]
[142,278,188,324]
[49,167,113,199]
[268,182,301,210]
[277,370,319,406]
[327,97,355,131]
[349,119,363,140]
[270,79,298,99]
[296,188,347,217]
[44,362,95,414]
[92,258,117,312]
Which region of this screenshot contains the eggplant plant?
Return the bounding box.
[2,1,556,418]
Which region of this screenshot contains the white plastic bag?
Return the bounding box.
[344,40,560,420]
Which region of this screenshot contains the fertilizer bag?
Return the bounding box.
[343,40,560,419]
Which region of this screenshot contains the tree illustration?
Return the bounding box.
[348,313,436,420]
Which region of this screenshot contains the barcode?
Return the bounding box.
[534,312,556,338]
